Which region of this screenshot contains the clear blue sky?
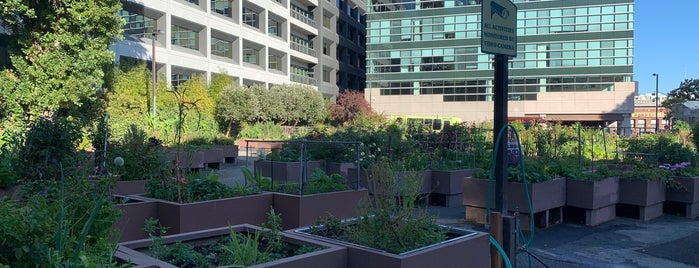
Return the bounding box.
[634,1,699,94]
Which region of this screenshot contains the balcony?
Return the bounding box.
[290,42,317,57]
[291,73,317,86]
[290,9,316,27]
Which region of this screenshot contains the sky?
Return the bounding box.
[634,1,699,95]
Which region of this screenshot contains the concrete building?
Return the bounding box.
[632,93,669,134]
[112,0,367,98]
[670,101,699,127]
[364,0,635,127]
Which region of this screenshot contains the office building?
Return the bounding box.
[112,0,367,98]
[365,0,635,126]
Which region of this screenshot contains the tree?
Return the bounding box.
[296,86,326,125]
[329,90,374,125]
[216,84,260,136]
[664,79,699,109]
[0,0,124,129]
[208,72,235,103]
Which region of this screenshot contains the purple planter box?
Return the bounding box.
[165,150,205,170]
[254,160,324,183]
[217,144,239,163]
[566,177,619,209]
[111,180,147,196]
[463,177,566,213]
[200,147,225,169]
[293,226,489,268]
[115,224,348,268]
[324,162,357,179]
[618,179,666,221]
[431,169,473,195]
[136,192,274,234]
[667,176,699,203]
[272,189,369,230]
[113,195,158,242]
[618,179,666,206]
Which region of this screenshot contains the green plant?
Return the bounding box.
[309,159,446,254]
[264,168,350,195]
[146,170,259,203]
[265,147,301,162]
[144,208,319,267]
[108,124,167,181]
[17,117,83,181]
[0,133,20,188]
[0,173,122,267]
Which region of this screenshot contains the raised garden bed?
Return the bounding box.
[618,179,666,221]
[665,176,699,219]
[430,169,473,207]
[294,224,488,268]
[463,177,566,230]
[564,177,619,226]
[272,189,368,230]
[133,193,274,234]
[115,224,347,268]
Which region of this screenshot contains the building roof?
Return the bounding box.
[682,101,699,110]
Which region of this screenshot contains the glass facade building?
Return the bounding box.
[365,0,635,125]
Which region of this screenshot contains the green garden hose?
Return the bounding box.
[485,124,536,267]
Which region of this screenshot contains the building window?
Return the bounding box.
[243,7,259,28]
[322,68,330,82]
[171,73,192,88]
[268,54,282,71]
[323,42,330,56]
[118,10,156,36]
[268,18,282,37]
[171,25,199,50]
[211,37,233,58]
[323,15,332,29]
[211,0,232,16]
[243,47,260,65]
[638,119,646,133]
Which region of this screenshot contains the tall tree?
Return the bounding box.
[664,79,699,108]
[0,0,124,129]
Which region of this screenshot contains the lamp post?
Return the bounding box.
[151,30,163,116]
[653,73,659,133]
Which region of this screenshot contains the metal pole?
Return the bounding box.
[152,31,158,117]
[493,54,509,214]
[653,73,659,132]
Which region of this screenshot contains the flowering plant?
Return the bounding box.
[659,162,699,177]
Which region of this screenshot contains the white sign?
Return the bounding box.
[481,0,517,56]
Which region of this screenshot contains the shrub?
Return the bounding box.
[108,124,167,181]
[17,117,83,181]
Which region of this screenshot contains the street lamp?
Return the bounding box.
[653,73,659,133]
[151,30,164,116]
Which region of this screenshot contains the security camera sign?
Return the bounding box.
[481,0,517,56]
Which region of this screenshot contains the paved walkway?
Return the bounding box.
[430,205,699,268]
[214,152,699,268]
